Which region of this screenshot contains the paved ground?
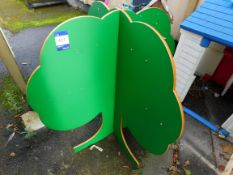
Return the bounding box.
[0,26,55,78]
[0,26,232,175]
[0,0,85,32]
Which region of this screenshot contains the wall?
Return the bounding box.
[197,0,204,7]
[167,0,224,76]
[167,0,203,40]
[196,42,225,76]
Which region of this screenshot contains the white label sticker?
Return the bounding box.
[54,31,70,51]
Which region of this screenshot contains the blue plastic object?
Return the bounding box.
[200,37,211,48]
[180,0,233,48]
[183,106,230,138]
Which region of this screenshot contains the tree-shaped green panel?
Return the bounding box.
[88,1,110,18]
[88,1,175,54]
[27,8,183,167]
[124,9,175,54]
[28,14,119,131]
[115,12,182,155]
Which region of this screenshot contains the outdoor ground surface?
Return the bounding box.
[0,2,233,175]
[0,0,85,32]
[0,25,233,175]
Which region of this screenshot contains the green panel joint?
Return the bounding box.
[27,2,184,168]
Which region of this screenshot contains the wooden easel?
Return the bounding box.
[0,28,26,94]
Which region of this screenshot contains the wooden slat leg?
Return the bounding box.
[0,28,26,94]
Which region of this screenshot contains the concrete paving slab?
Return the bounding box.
[179,117,220,175]
[142,151,172,175]
[21,111,44,131]
[212,132,232,173]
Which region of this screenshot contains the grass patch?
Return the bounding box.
[0,0,86,32]
[0,75,26,114]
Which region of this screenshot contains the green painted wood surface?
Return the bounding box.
[88,1,110,18]
[89,1,175,54]
[27,9,183,167]
[115,12,182,155]
[125,9,175,54]
[27,12,121,151]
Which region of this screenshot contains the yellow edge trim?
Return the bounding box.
[121,10,185,138]
[136,7,166,14]
[73,115,103,150]
[120,118,141,167]
[174,91,185,138]
[39,8,117,63]
[95,1,111,11]
[28,8,184,140]
[136,7,172,35]
[27,10,119,93]
[26,66,40,94]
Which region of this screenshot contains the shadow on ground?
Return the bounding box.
[0,109,132,175]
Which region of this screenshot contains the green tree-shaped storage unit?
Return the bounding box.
[88,1,175,54]
[27,3,184,167]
